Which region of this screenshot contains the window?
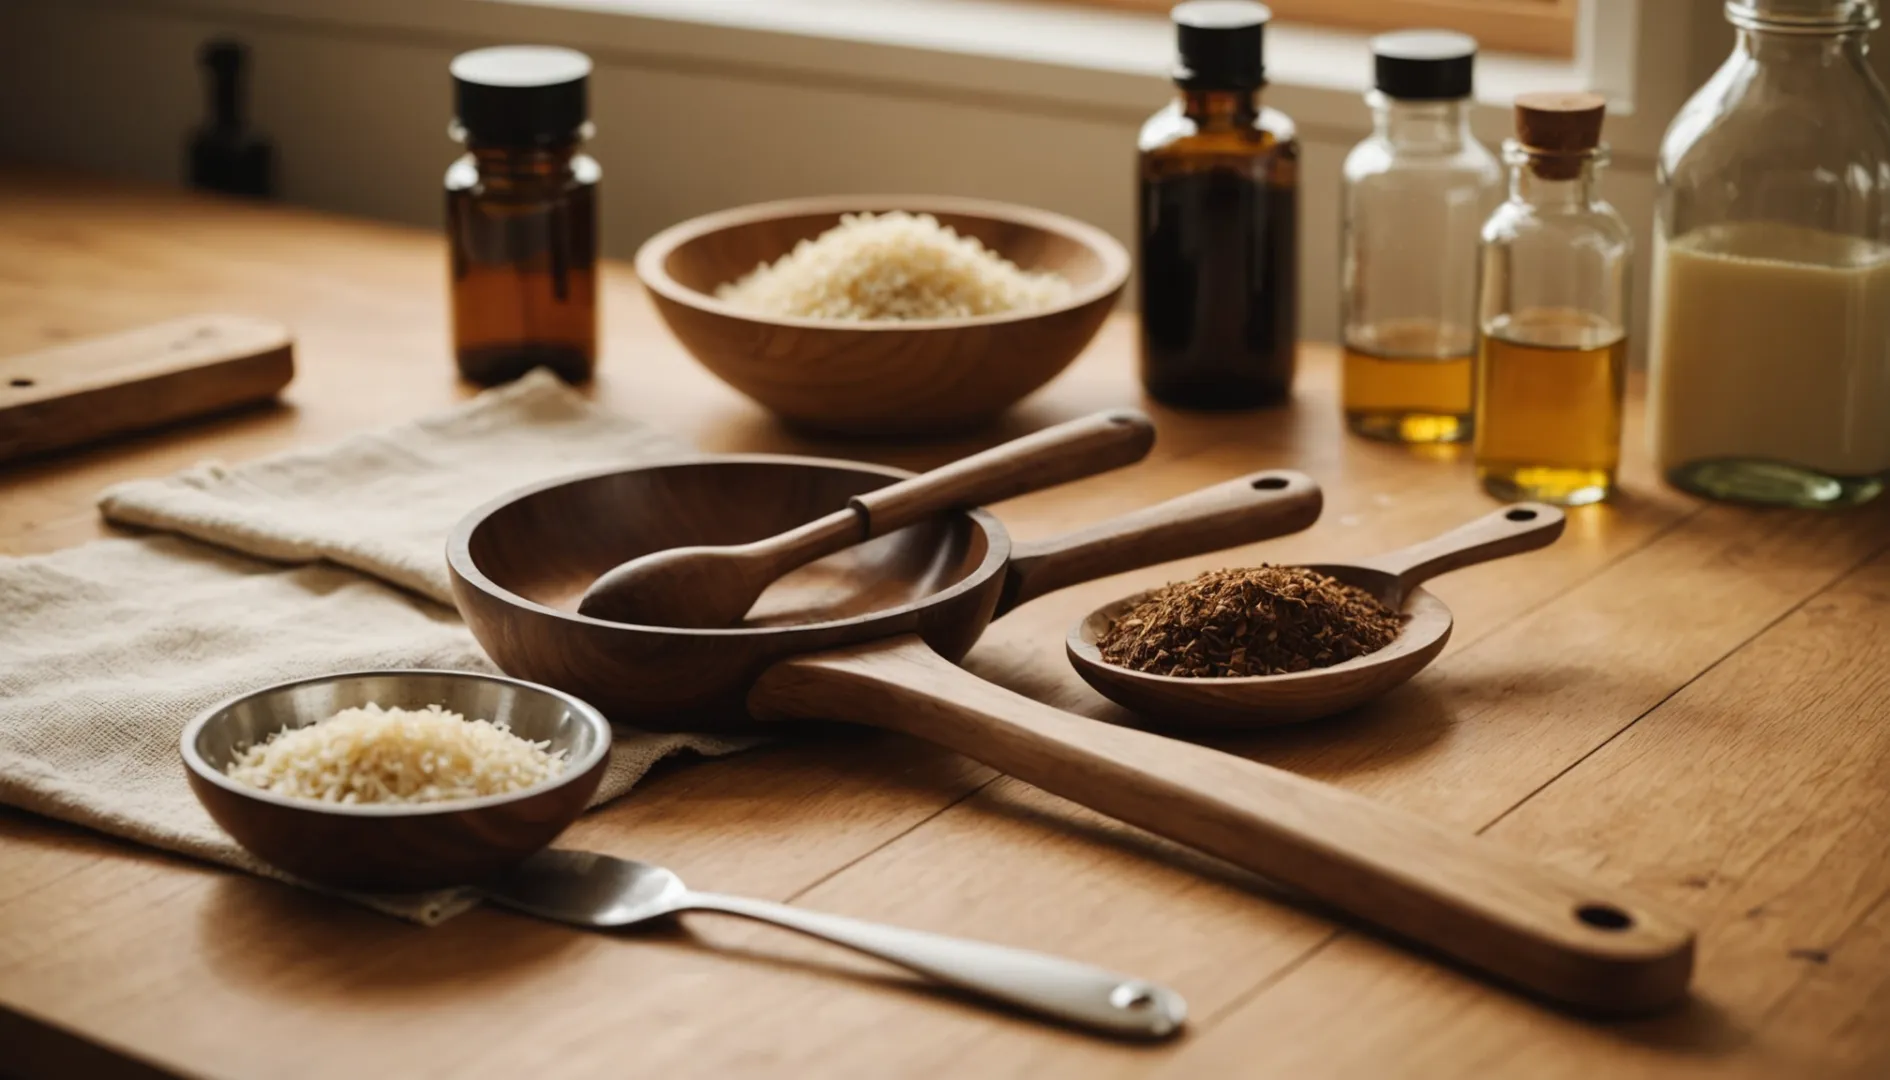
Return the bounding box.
[1066,0,1578,58]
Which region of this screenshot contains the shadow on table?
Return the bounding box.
[194,874,585,999]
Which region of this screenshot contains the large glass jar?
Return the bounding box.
[1340,31,1501,444]
[1649,0,1890,507]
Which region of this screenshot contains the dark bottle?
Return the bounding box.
[187,38,275,198]
[1138,1,1299,409]
[446,46,599,386]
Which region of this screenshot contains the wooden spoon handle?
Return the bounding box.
[1354,503,1567,593]
[848,410,1156,538]
[748,635,1694,1016]
[995,470,1322,616]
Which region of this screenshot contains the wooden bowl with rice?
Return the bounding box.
[635,195,1131,436]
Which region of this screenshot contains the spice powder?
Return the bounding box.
[1098,566,1405,678]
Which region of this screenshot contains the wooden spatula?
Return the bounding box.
[0,314,294,464]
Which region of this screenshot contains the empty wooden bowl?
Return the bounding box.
[181,670,612,891]
[634,195,1131,435]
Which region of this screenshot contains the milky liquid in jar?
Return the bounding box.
[1649,222,1890,503]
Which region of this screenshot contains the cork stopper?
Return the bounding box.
[1514,92,1606,180]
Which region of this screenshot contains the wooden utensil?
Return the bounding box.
[578,409,1157,627]
[1067,504,1568,729]
[636,195,1131,435]
[451,466,1693,1014]
[0,314,293,464]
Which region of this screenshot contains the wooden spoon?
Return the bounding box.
[578,410,1157,627]
[1066,504,1567,729]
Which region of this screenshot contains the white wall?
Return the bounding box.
[0,0,1775,355]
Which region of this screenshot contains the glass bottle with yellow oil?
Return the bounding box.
[1340,30,1499,444]
[1473,92,1630,505]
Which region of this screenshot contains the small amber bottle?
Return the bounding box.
[1138,1,1299,409]
[446,46,599,386]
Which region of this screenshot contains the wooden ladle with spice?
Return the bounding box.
[1067,503,1566,728]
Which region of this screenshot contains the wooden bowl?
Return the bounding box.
[634,195,1131,435]
[1067,571,1454,729]
[181,670,612,891]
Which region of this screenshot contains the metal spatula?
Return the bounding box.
[480,849,1187,1040]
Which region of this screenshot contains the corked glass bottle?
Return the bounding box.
[446,46,599,386]
[1474,93,1631,506]
[1138,1,1299,409]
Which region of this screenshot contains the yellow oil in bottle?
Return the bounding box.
[1473,308,1626,505]
[1342,317,1474,444]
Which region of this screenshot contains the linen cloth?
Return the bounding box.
[0,371,756,922]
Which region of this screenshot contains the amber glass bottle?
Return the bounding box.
[1138,1,1299,409]
[446,46,599,386]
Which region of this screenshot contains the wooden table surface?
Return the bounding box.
[2,169,1887,1080]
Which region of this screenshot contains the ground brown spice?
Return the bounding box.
[1098,566,1404,678]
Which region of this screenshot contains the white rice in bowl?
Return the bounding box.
[714,210,1074,322]
[224,703,567,805]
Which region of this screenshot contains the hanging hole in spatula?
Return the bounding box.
[1577,903,1635,931]
[1253,476,1291,491]
[8,378,32,388]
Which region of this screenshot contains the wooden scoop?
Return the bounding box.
[1067,504,1567,729]
[578,410,1157,627]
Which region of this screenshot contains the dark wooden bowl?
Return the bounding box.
[634,195,1131,435]
[181,670,612,892]
[1066,571,1454,729]
[448,456,1011,733]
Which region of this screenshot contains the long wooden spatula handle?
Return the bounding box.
[749,635,1694,1016]
[996,470,1323,615]
[849,410,1157,537]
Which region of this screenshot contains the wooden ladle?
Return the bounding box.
[578,410,1156,627]
[1067,504,1567,729]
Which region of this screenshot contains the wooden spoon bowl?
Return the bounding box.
[634,195,1131,435]
[1067,505,1566,730]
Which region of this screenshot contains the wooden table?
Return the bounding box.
[2,169,1887,1080]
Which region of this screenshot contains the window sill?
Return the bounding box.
[135,0,1601,143]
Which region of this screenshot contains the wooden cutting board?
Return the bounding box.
[0,314,294,464]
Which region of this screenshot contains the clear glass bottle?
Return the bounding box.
[446,46,600,387]
[1474,93,1632,506]
[1649,0,1890,507]
[1340,30,1500,444]
[1138,1,1299,409]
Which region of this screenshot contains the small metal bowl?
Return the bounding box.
[181,670,612,892]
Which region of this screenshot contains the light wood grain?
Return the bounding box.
[0,313,293,464]
[635,194,1132,436]
[1,170,1888,1079]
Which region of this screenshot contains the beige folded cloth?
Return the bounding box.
[0,371,756,923]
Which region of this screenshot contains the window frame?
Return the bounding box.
[1048,0,1579,58]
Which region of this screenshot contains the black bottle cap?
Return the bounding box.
[451,45,591,147]
[1172,1,1270,90]
[1372,30,1477,101]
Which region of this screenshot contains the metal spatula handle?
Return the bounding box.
[682,890,1186,1039]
